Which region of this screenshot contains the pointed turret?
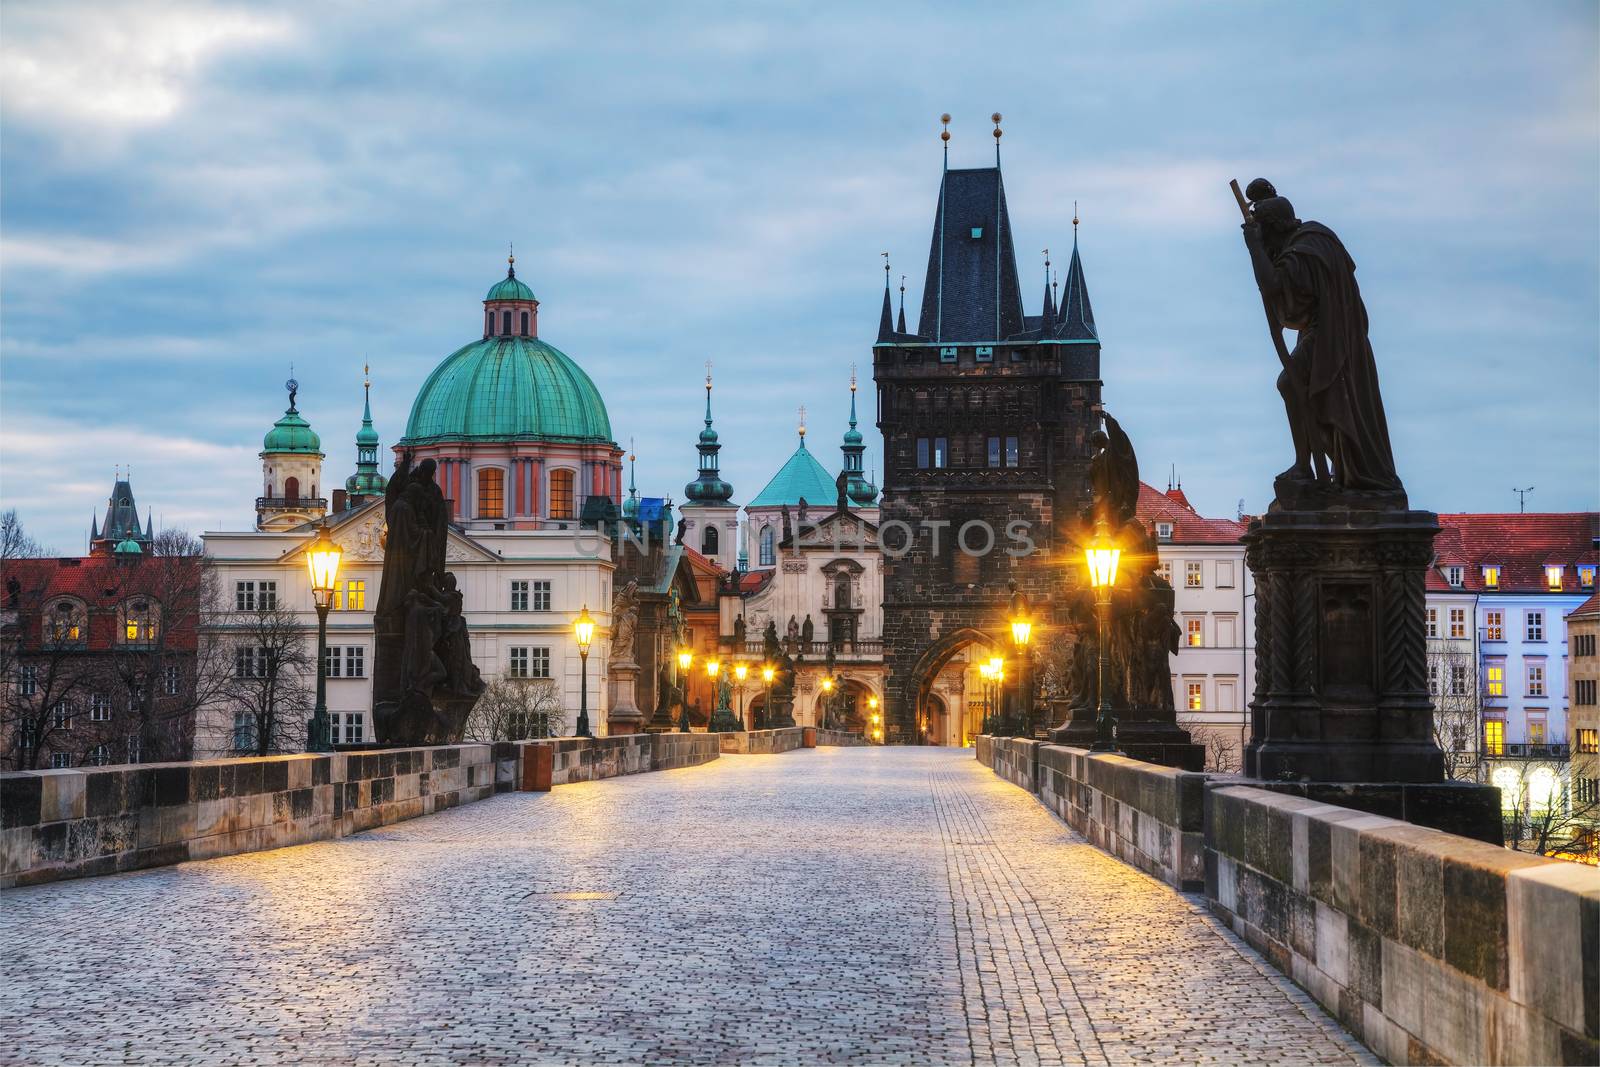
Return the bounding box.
[839,368,877,507]
[90,474,152,556]
[684,364,734,505]
[345,364,388,504]
[622,443,640,520]
[916,163,1025,341]
[877,273,895,342]
[1040,251,1056,332]
[1055,219,1097,341]
[896,274,907,334]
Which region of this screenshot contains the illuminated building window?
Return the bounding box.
[1486,663,1505,697]
[759,526,775,567]
[1581,565,1596,589]
[1482,565,1500,589]
[1483,719,1504,756]
[1185,561,1202,588]
[548,469,575,520]
[1528,719,1547,745]
[478,468,505,519]
[1425,608,1439,639]
[1484,610,1503,641]
[1578,728,1599,755]
[342,580,365,611]
[1186,682,1203,711]
[1449,608,1467,639]
[1546,565,1564,591]
[1186,618,1203,647]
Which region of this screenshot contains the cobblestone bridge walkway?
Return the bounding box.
[1,748,1374,1066]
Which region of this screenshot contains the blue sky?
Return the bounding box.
[2,1,1596,552]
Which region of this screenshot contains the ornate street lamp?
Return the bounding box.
[1008,582,1035,738]
[760,663,775,730]
[867,694,881,743]
[820,675,834,729]
[574,605,596,738]
[1083,525,1123,752]
[734,662,750,729]
[979,662,994,735]
[304,523,342,753]
[677,647,694,732]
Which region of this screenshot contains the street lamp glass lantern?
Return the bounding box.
[761,664,775,683]
[678,649,694,672]
[706,659,720,678]
[1010,616,1033,647]
[821,677,834,693]
[734,663,749,682]
[867,695,878,709]
[304,526,343,608]
[574,605,595,654]
[1085,541,1122,589]
[988,655,1004,674]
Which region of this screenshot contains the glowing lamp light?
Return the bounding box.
[821,677,834,693]
[574,605,596,654]
[678,648,694,672]
[761,664,775,683]
[734,663,749,682]
[979,662,994,680]
[1010,616,1033,647]
[706,659,720,678]
[988,656,1004,675]
[867,695,879,710]
[304,525,344,609]
[1084,538,1121,590]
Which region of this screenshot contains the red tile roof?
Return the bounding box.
[1566,591,1600,621]
[1135,483,1248,545]
[2,555,202,652]
[1424,512,1599,593]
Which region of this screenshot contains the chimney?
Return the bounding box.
[332,489,348,513]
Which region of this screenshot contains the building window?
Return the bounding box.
[51,752,71,769]
[126,734,140,764]
[1484,610,1503,641]
[19,665,37,697]
[1428,662,1439,695]
[987,436,1001,469]
[323,646,365,679]
[1445,565,1463,588]
[162,665,181,695]
[1483,719,1504,756]
[548,469,576,520]
[1004,435,1018,467]
[509,647,551,679]
[235,581,277,611]
[1186,681,1203,711]
[1216,561,1236,589]
[87,744,110,767]
[759,526,775,567]
[1545,565,1563,591]
[1425,608,1439,639]
[235,646,269,679]
[1578,728,1599,754]
[1482,565,1500,589]
[939,346,958,363]
[1156,522,1173,543]
[478,468,506,519]
[933,437,948,468]
[1526,662,1545,697]
[1449,663,1468,696]
[1185,562,1202,588]
[509,647,528,678]
[486,310,493,335]
[51,702,71,730]
[330,712,366,745]
[520,310,530,336]
[1577,778,1600,805]
[702,525,719,555]
[90,694,112,722]
[1448,608,1467,640]
[1528,719,1547,745]
[501,310,512,335]
[531,580,551,611]
[1576,679,1598,705]
[1580,565,1596,589]
[46,600,85,645]
[975,345,993,362]
[233,711,256,752]
[511,580,529,611]
[338,579,366,611]
[1526,611,1544,642]
[916,438,930,470]
[284,476,300,502]
[1186,618,1203,647]
[1486,662,1505,697]
[1155,561,1172,586]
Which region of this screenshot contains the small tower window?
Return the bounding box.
[520,310,530,336]
[548,469,576,520]
[501,310,512,335]
[478,468,505,519]
[701,524,719,556]
[485,310,493,335]
[284,476,300,502]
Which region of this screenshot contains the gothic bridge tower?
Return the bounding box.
[872,117,1101,743]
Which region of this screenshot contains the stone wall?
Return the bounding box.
[984,736,1040,793]
[719,727,806,755]
[501,733,722,788]
[815,728,869,747]
[2,745,494,889]
[975,737,1600,1066]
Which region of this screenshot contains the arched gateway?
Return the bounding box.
[902,626,1000,746]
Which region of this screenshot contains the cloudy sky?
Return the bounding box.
[2,1,1596,552]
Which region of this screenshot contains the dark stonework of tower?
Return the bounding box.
[873,160,1100,743]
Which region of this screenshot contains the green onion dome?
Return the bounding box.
[485,274,536,303]
[401,335,613,445]
[263,401,322,455]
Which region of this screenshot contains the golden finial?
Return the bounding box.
[940,113,951,142]
[798,405,807,438]
[363,361,370,388]
[850,363,857,392]
[705,358,713,390]
[992,112,1003,140]
[508,242,515,268]
[1073,200,1079,234]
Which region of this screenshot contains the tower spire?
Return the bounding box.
[345,360,386,506]
[840,366,876,507]
[1040,248,1056,330]
[507,242,516,277]
[684,362,733,506]
[992,112,1002,167]
[877,253,894,342]
[1055,205,1097,341]
[940,113,950,171]
[897,273,907,334]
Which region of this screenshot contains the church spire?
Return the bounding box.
[344,362,387,504]
[897,273,907,334]
[684,362,734,505]
[1055,214,1098,341]
[623,440,640,520]
[840,367,877,507]
[877,254,894,342]
[1040,249,1056,331]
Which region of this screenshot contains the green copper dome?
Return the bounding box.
[401,336,613,445]
[749,436,837,508]
[263,399,322,455]
[113,537,142,556]
[485,274,536,302]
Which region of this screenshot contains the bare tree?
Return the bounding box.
[1500,761,1600,862]
[1,510,49,561]
[463,677,566,742]
[1428,645,1482,782]
[204,603,315,756]
[1179,715,1243,773]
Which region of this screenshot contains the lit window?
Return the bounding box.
[1156,561,1172,585]
[988,437,1001,469]
[1186,618,1203,647]
[1580,565,1596,589]
[1526,662,1545,697]
[1578,729,1599,755]
[1483,719,1504,756]
[1449,608,1466,640]
[1185,562,1202,588]
[1484,610,1503,641]
[933,437,948,469]
[1528,720,1547,745]
[1425,608,1438,639]
[478,468,506,519]
[1486,663,1505,697]
[1546,565,1564,591]
[1186,682,1203,711]
[1526,611,1544,642]
[548,469,575,520]
[344,580,365,611]
[1482,565,1500,589]
[1445,565,1463,588]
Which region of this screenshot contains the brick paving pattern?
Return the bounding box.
[1,749,1375,1066]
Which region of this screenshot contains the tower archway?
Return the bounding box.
[899,626,1002,746]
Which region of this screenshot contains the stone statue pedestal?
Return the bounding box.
[1048,702,1205,771]
[1244,508,1445,783]
[709,707,742,732]
[606,660,644,735]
